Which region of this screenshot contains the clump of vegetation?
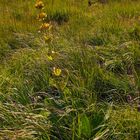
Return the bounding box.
[0,0,140,139]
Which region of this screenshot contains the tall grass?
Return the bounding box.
[0,0,140,139]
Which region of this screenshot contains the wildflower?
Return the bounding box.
[53,67,62,76]
[35,0,44,9]
[37,12,47,20]
[40,23,52,31]
[47,55,53,61]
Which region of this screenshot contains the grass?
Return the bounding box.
[0,0,140,139]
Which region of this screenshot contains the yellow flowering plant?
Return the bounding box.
[35,0,69,92]
[35,0,53,55]
[53,67,62,76]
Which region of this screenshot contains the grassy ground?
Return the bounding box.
[0,0,140,139]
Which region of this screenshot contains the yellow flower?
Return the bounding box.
[40,23,52,30]
[53,67,62,76]
[35,0,44,9]
[37,12,47,20]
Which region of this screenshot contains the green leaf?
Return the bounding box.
[78,114,91,138]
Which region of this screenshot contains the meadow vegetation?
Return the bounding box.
[0,0,140,139]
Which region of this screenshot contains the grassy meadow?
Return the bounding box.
[0,0,140,139]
